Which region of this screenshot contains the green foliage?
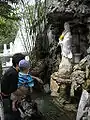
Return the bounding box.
[0,16,18,45]
[19,0,46,35]
[0,0,46,54]
[15,0,46,53]
[0,1,19,20]
[0,1,19,52]
[0,0,19,4]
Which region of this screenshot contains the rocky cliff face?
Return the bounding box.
[46,0,90,119]
[30,0,90,119]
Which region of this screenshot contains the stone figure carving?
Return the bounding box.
[58,22,72,59]
[57,22,72,77]
[50,22,73,97]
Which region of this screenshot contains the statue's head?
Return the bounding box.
[64,22,70,31]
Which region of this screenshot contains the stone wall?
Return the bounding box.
[46,0,90,119]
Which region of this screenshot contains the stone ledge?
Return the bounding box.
[56,78,71,85]
[52,97,76,120]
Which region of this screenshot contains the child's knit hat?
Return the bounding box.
[19,59,30,69]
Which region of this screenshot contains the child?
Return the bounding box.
[11,59,33,111]
[18,59,34,94]
[11,59,43,111]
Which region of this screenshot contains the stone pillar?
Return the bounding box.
[10,42,13,54]
[3,44,7,54]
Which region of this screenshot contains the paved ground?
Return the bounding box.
[32,91,70,120]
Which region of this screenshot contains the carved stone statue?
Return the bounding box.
[58,22,72,59]
[57,22,72,77]
[50,22,73,97]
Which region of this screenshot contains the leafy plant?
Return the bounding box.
[0,1,19,52]
[15,0,46,53]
